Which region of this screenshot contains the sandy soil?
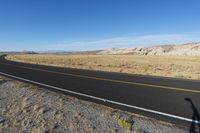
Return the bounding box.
[0,76,188,133]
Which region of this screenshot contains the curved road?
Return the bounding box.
[0,55,200,127]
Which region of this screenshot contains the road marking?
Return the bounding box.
[0,71,199,124]
[0,62,200,93]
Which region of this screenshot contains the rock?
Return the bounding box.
[0,118,5,123]
[97,42,200,56]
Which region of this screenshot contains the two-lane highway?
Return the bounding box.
[0,55,200,126]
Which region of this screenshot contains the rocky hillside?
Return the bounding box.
[98,42,200,56]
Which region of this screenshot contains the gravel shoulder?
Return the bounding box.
[0,76,188,133]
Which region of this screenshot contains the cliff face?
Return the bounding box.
[98,42,200,56]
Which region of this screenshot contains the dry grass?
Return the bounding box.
[6,54,200,80]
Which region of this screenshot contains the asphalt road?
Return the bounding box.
[0,55,200,127]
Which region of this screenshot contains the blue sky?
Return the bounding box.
[0,0,200,51]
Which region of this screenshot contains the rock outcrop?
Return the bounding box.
[98,42,200,56]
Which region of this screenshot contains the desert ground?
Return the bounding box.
[0,76,188,133]
[6,54,200,80]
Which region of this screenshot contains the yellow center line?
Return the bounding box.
[1,62,200,93]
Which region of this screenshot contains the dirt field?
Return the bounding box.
[6,54,200,80]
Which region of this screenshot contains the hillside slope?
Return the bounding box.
[98,42,200,56]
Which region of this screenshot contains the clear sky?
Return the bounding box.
[0,0,200,51]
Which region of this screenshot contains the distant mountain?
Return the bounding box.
[2,42,200,56]
[97,42,200,56]
[0,50,38,55]
[38,50,74,54]
[21,50,38,54]
[38,50,103,55]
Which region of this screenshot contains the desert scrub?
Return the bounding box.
[115,115,133,130]
[6,54,200,80]
[14,81,31,88]
[175,74,191,79]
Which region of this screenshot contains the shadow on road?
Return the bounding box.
[185,98,200,133]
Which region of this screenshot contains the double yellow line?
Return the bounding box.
[1,61,200,93]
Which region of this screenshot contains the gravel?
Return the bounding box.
[0,76,188,133]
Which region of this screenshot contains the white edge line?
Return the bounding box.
[0,71,199,124]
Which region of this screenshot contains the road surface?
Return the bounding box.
[0,55,199,126]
